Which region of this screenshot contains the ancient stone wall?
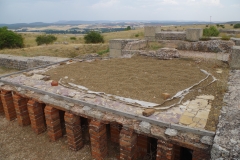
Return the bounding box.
[0,54,68,70]
[211,70,240,159]
[177,40,235,53]
[155,32,186,41]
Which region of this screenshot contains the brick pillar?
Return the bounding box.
[192,150,210,160]
[110,123,121,143]
[156,139,174,160]
[13,94,30,126]
[27,100,46,134]
[44,105,63,141]
[0,96,4,114]
[64,112,84,151]
[173,145,181,160]
[89,120,108,160]
[1,90,16,121]
[119,127,137,160]
[137,135,149,158]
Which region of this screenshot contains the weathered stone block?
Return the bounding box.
[155,32,186,40]
[186,28,203,42]
[144,26,161,41]
[229,46,240,69]
[109,49,122,58]
[231,37,240,46]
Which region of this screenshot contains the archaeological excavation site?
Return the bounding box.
[0,26,240,160]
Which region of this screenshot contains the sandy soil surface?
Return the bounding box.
[46,56,229,131]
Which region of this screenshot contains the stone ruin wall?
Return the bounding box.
[0,54,69,70]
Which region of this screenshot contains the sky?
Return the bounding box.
[0,0,239,24]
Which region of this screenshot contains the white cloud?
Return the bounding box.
[202,0,221,6]
[91,0,119,9]
[162,0,178,5]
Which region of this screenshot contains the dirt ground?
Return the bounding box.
[0,114,122,160]
[46,56,229,131]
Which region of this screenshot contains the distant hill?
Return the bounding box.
[0,20,227,29]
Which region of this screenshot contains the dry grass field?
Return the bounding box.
[0,24,239,58]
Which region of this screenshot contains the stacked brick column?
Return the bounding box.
[89,120,108,160]
[0,96,4,114]
[173,145,181,160]
[192,149,210,160]
[110,123,122,143]
[27,100,46,134]
[156,139,174,160]
[119,127,137,160]
[44,105,63,141]
[13,94,30,126]
[1,90,16,121]
[64,112,84,151]
[137,135,149,158]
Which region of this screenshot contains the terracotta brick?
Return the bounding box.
[192,150,210,160]
[13,94,30,126]
[156,139,174,160]
[89,119,108,160]
[120,127,137,160]
[44,105,63,141]
[64,112,84,151]
[1,90,16,121]
[27,100,46,134]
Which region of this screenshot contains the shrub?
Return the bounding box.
[234,24,240,29]
[203,26,220,37]
[206,25,209,27]
[70,37,76,40]
[230,24,233,26]
[216,24,220,27]
[84,31,104,43]
[35,35,57,45]
[0,27,24,49]
[135,34,139,37]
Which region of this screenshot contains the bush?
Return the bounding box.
[234,24,240,28]
[35,35,57,45]
[84,31,104,43]
[230,24,233,26]
[203,26,220,37]
[206,25,209,27]
[70,37,76,40]
[135,34,139,37]
[0,27,24,49]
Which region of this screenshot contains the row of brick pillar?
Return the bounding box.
[0,90,210,160]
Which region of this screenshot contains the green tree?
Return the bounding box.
[84,31,104,43]
[125,26,131,30]
[203,26,220,37]
[35,35,57,45]
[0,27,24,49]
[234,24,240,28]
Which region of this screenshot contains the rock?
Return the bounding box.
[139,121,151,134]
[42,76,50,81]
[60,62,66,65]
[165,128,178,136]
[201,136,213,145]
[142,108,155,117]
[162,93,171,100]
[51,80,58,86]
[83,106,91,111]
[23,72,34,77]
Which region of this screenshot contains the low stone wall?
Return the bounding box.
[211,70,240,159]
[0,54,69,70]
[219,29,240,34]
[123,40,147,50]
[155,32,186,40]
[231,38,240,46]
[177,40,235,53]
